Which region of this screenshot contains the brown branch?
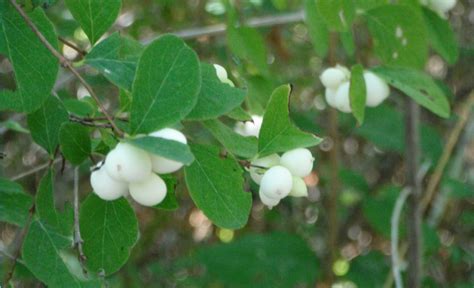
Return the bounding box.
[8,0,123,137]
[2,204,35,287]
[69,115,113,129]
[58,36,87,57]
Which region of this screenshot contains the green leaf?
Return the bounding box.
[184,144,252,229]
[0,1,59,112]
[316,0,355,32]
[155,175,179,210]
[226,106,252,121]
[445,179,474,199]
[59,122,91,165]
[196,233,319,287]
[422,7,459,64]
[0,179,32,227]
[64,0,121,44]
[186,63,246,120]
[126,136,194,165]
[130,34,201,134]
[27,97,69,157]
[258,85,323,157]
[63,98,94,117]
[22,220,82,288]
[372,66,450,118]
[80,194,139,275]
[304,0,329,57]
[365,4,428,68]
[341,30,355,56]
[245,75,275,114]
[347,252,389,287]
[203,119,258,159]
[349,64,367,124]
[0,120,29,133]
[227,26,268,75]
[85,32,143,90]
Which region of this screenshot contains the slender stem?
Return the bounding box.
[69,115,113,129]
[8,0,123,137]
[58,36,87,57]
[11,158,62,181]
[405,99,422,288]
[73,168,87,273]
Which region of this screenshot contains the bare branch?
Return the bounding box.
[73,167,87,273]
[10,159,61,181]
[58,36,87,57]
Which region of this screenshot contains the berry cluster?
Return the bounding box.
[90,128,187,206]
[420,0,457,17]
[320,65,390,113]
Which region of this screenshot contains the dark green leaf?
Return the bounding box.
[372,66,450,118]
[349,64,367,124]
[63,99,94,117]
[130,34,201,134]
[0,2,59,112]
[126,136,194,165]
[186,63,246,120]
[226,106,252,121]
[155,175,179,210]
[184,144,252,229]
[258,85,322,157]
[317,0,355,32]
[27,97,69,157]
[347,252,389,287]
[59,122,91,165]
[64,0,121,44]
[85,32,143,90]
[245,75,275,114]
[227,26,268,75]
[80,194,139,275]
[0,179,32,227]
[203,119,258,159]
[304,0,329,57]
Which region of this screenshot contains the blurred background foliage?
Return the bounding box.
[1,0,474,287]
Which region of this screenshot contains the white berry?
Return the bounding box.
[364,71,390,107]
[260,165,293,199]
[234,115,263,138]
[249,154,281,184]
[104,143,152,182]
[280,148,314,177]
[320,67,347,89]
[429,0,456,13]
[289,177,308,198]
[149,128,187,174]
[129,173,167,207]
[90,167,128,201]
[259,188,280,209]
[213,64,228,83]
[325,88,338,108]
[334,82,352,113]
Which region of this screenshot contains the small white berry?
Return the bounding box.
[320,67,347,89]
[334,82,352,113]
[129,173,167,207]
[248,154,281,184]
[149,128,187,174]
[90,167,128,201]
[429,0,456,13]
[104,143,152,183]
[325,88,338,108]
[260,165,293,199]
[259,188,280,209]
[364,71,390,107]
[234,115,263,138]
[280,148,314,177]
[213,64,228,83]
[289,177,308,198]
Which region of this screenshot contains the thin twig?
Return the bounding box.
[73,167,87,273]
[391,187,411,288]
[10,158,61,181]
[2,204,35,287]
[8,0,123,137]
[58,36,87,57]
[69,115,113,129]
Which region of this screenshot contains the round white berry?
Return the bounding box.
[259,188,280,209]
[90,167,128,201]
[104,143,152,183]
[260,165,293,199]
[320,67,347,89]
[129,173,167,207]
[289,177,308,198]
[430,0,456,13]
[325,88,338,108]
[364,71,390,107]
[280,148,314,177]
[213,64,228,83]
[334,82,352,113]
[149,128,187,174]
[249,154,281,184]
[234,115,263,138]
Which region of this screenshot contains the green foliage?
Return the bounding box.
[304,0,329,57]
[227,26,268,75]
[346,252,389,286]
[126,136,194,165]
[85,32,143,91]
[362,186,401,238]
[349,64,367,124]
[80,194,139,275]
[317,0,355,32]
[130,34,201,134]
[258,85,322,157]
[184,144,252,229]
[0,1,58,112]
[27,97,69,157]
[365,4,428,68]
[155,175,179,210]
[186,63,246,120]
[64,0,121,44]
[59,122,91,165]
[0,179,32,227]
[372,66,450,118]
